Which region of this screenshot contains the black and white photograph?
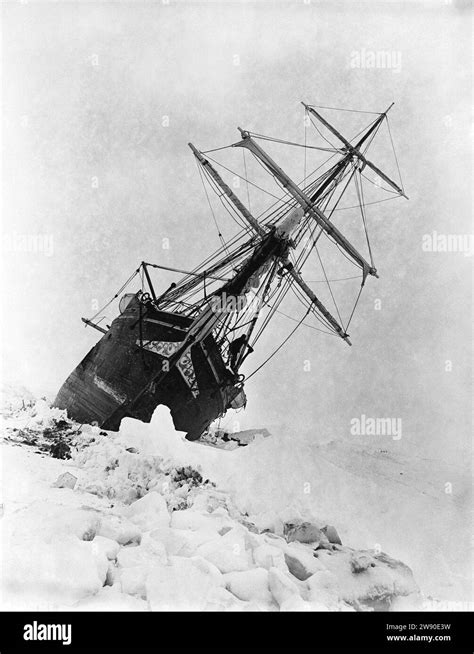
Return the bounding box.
[0,0,472,649]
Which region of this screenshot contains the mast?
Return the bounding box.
[283,263,351,344]
[233,130,377,279]
[303,103,408,199]
[214,220,351,345]
[184,103,407,347]
[188,143,266,238]
[306,110,392,204]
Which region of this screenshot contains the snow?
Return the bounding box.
[116,541,167,568]
[195,526,253,574]
[252,542,287,571]
[122,491,170,532]
[96,514,142,546]
[307,570,340,607]
[284,544,327,580]
[169,415,470,603]
[71,586,148,612]
[2,535,108,609]
[170,507,230,533]
[285,522,329,546]
[224,568,274,606]
[0,393,465,611]
[267,567,301,607]
[118,565,148,599]
[91,535,121,561]
[1,384,35,414]
[150,526,215,557]
[316,548,420,610]
[145,557,222,611]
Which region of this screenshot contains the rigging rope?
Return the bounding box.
[249,132,339,153]
[251,274,292,345]
[355,167,375,269]
[201,143,240,154]
[386,116,405,193]
[250,150,297,203]
[332,195,402,212]
[242,148,252,212]
[206,153,291,203]
[345,284,364,332]
[168,107,401,333]
[290,283,337,332]
[361,170,398,194]
[306,275,363,283]
[88,268,140,323]
[275,308,338,335]
[303,107,307,190]
[196,160,229,255]
[309,104,382,115]
[308,114,338,149]
[314,244,344,326]
[204,167,252,234]
[245,307,312,381]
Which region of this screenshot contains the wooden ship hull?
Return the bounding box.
[54,295,245,438]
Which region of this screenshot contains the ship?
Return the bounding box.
[54,102,407,446]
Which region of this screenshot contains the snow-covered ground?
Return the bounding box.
[0,391,470,611]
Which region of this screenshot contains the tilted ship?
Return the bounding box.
[54,102,407,447]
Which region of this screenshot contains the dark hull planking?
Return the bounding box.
[54,296,243,438]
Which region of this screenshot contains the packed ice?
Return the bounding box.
[0,388,463,611]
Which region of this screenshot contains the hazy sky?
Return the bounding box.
[1,0,471,467]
